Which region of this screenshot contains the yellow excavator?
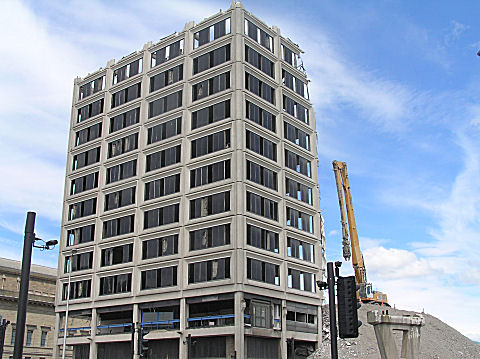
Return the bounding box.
[332,160,389,305]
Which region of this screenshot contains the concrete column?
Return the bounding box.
[133,304,140,359]
[234,291,245,359]
[280,299,287,359]
[89,308,97,359]
[53,312,61,359]
[179,297,187,358]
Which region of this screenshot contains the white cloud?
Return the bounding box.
[328,229,338,236]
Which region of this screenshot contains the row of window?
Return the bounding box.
[9,328,49,348]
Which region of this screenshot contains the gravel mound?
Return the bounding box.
[309,304,480,359]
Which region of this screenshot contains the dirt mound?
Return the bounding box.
[309,304,480,359]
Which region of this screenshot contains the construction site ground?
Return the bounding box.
[308,303,480,359]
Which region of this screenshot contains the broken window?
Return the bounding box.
[188,257,230,283]
[244,19,274,52]
[109,107,140,133]
[64,251,93,272]
[191,99,230,130]
[245,45,274,78]
[141,266,177,290]
[246,224,279,253]
[246,130,277,161]
[113,58,143,85]
[286,207,313,233]
[193,18,231,48]
[148,90,182,118]
[283,95,309,124]
[151,39,184,67]
[284,122,310,151]
[106,159,137,184]
[68,198,97,220]
[245,73,275,104]
[105,186,136,211]
[101,243,133,267]
[245,101,275,132]
[111,83,141,108]
[72,147,100,171]
[99,273,132,295]
[191,129,230,158]
[285,177,313,205]
[144,204,180,229]
[189,223,230,251]
[144,173,180,200]
[145,145,181,172]
[77,99,104,123]
[246,258,279,285]
[192,72,230,101]
[70,172,99,195]
[107,133,138,158]
[288,269,315,292]
[150,64,183,92]
[281,44,299,68]
[102,214,134,238]
[190,191,230,219]
[75,123,102,146]
[190,159,230,188]
[142,235,178,259]
[246,192,278,221]
[287,237,314,263]
[147,117,181,144]
[246,160,277,191]
[285,149,311,177]
[62,279,91,300]
[67,224,95,246]
[193,44,231,74]
[79,76,105,100]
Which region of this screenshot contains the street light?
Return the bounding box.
[62,248,77,359]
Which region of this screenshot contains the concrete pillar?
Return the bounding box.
[133,304,140,359]
[367,310,425,359]
[53,312,61,359]
[234,291,245,359]
[280,299,287,359]
[89,308,97,359]
[179,297,187,358]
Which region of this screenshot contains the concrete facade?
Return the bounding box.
[55,2,326,358]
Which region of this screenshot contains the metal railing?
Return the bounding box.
[140,319,180,331]
[97,322,132,335]
[58,326,91,337]
[187,314,234,328]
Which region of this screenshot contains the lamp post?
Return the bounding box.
[62,249,76,359]
[13,212,58,359]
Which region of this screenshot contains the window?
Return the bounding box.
[251,301,271,328]
[101,243,133,266]
[147,117,181,144]
[193,44,231,74]
[285,178,313,205]
[245,45,274,77]
[283,95,309,124]
[286,207,313,233]
[288,269,315,292]
[150,64,183,92]
[111,83,141,109]
[246,258,279,285]
[246,130,276,161]
[77,99,104,123]
[189,224,230,250]
[190,191,230,219]
[144,204,179,229]
[245,101,275,132]
[285,149,311,177]
[106,159,137,184]
[151,39,184,67]
[191,129,230,158]
[246,192,278,221]
[244,19,273,52]
[103,214,135,238]
[141,266,177,290]
[113,58,142,85]
[246,160,277,191]
[62,279,91,299]
[145,174,180,200]
[188,257,230,283]
[286,303,317,333]
[246,224,279,253]
[79,76,104,100]
[287,237,314,262]
[190,159,230,188]
[67,224,95,246]
[148,90,183,118]
[75,123,102,146]
[26,330,33,346]
[282,44,299,67]
[64,252,93,272]
[68,198,96,220]
[72,147,100,170]
[110,107,140,133]
[245,73,275,104]
[193,18,231,48]
[282,69,308,98]
[105,186,136,211]
[70,172,98,195]
[142,235,178,259]
[146,145,181,172]
[192,72,230,101]
[99,273,132,295]
[191,100,230,130]
[284,122,310,151]
[40,330,47,347]
[107,133,138,158]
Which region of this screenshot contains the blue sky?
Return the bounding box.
[0,0,479,341]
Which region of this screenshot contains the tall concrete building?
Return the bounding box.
[54,2,326,358]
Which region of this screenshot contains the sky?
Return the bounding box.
[0,0,479,342]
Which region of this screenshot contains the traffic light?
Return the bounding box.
[138,327,150,358]
[337,276,362,338]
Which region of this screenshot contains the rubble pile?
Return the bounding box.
[309,304,480,359]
